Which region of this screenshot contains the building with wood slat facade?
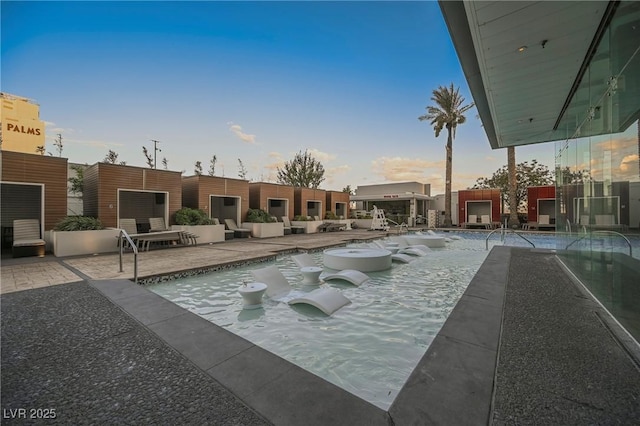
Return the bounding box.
[181,175,250,224]
[83,163,182,231]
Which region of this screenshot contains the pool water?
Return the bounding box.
[149,235,495,409]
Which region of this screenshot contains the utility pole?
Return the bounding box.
[151,139,161,169]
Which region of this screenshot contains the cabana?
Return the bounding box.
[458,189,501,229]
[182,175,249,225]
[294,187,326,219]
[1,151,67,254]
[325,190,350,219]
[83,163,182,232]
[561,181,631,230]
[527,186,556,230]
[249,182,295,220]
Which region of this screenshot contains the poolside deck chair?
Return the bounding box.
[251,265,351,315]
[12,219,45,258]
[480,215,492,229]
[466,214,477,229]
[213,218,235,240]
[291,253,370,286]
[119,218,139,235]
[224,219,251,238]
[281,216,305,234]
[150,217,198,245]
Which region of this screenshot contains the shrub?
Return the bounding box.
[324,211,337,220]
[54,216,105,231]
[293,215,311,221]
[175,207,214,225]
[246,208,276,223]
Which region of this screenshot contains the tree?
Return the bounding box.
[35,145,45,155]
[208,155,217,176]
[419,83,474,227]
[68,164,85,198]
[507,146,518,227]
[555,166,591,185]
[472,160,553,213]
[53,133,63,157]
[342,185,354,195]
[162,157,168,170]
[194,161,203,176]
[103,149,126,165]
[277,150,325,188]
[238,158,248,180]
[142,146,154,168]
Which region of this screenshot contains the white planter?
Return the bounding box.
[291,220,324,233]
[171,224,225,244]
[241,222,284,238]
[51,228,121,257]
[325,219,352,230]
[352,219,373,230]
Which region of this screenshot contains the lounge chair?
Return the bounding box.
[281,216,305,234]
[224,219,251,238]
[213,218,235,240]
[251,265,351,315]
[291,253,370,286]
[12,219,45,258]
[119,218,139,235]
[465,214,477,229]
[480,215,492,229]
[369,240,417,262]
[593,214,624,230]
[150,217,198,245]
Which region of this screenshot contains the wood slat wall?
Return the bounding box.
[1,151,67,230]
[83,163,182,228]
[249,182,295,219]
[326,191,350,217]
[294,187,326,217]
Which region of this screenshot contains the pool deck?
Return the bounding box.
[2,229,639,424]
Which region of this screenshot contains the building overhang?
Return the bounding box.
[439,0,619,149]
[350,194,435,202]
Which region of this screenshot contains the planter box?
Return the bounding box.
[291,220,324,234]
[352,219,373,230]
[51,228,121,257]
[171,224,225,244]
[241,222,284,238]
[325,219,352,230]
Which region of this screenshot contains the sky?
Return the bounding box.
[1,0,556,195]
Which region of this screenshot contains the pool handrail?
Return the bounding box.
[119,229,139,284]
[486,227,535,250]
[564,230,632,257]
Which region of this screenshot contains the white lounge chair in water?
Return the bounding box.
[291,253,370,286]
[251,265,351,315]
[369,240,417,262]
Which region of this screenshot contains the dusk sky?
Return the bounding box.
[1,0,556,194]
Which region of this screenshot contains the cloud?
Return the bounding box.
[370,156,443,182]
[229,123,256,144]
[308,148,336,162]
[620,154,639,172]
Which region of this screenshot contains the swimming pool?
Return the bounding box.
[149,235,493,409]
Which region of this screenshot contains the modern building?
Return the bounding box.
[351,182,434,226]
[440,0,639,338]
[181,175,249,225]
[0,92,45,154]
[83,163,182,232]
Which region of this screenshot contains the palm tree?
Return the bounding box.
[419,83,474,227]
[507,146,519,227]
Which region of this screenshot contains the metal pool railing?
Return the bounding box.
[485,226,535,250]
[119,229,139,284]
[565,230,633,257]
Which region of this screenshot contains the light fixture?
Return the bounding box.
[517,45,527,52]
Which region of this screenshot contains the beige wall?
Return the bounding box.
[0,93,45,155]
